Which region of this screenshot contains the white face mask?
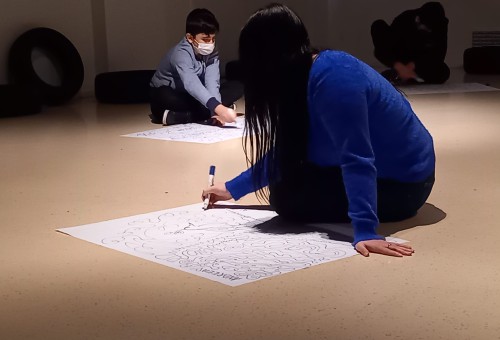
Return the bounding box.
[193,41,215,55]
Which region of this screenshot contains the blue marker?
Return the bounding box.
[203,165,216,210]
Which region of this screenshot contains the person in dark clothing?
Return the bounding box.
[371,2,450,84]
[149,8,243,126]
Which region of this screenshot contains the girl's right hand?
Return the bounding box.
[201,182,233,205]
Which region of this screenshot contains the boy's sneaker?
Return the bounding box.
[150,109,194,126]
[149,113,162,124]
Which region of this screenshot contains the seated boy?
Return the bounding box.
[149,8,242,125]
[371,2,450,84]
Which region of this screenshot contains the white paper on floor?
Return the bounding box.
[398,82,499,95]
[57,203,405,286]
[123,116,245,144]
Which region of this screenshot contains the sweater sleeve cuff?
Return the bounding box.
[352,222,385,246]
[206,97,221,114]
[225,177,252,201]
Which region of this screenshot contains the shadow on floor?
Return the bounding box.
[377,203,446,236]
[212,202,446,243]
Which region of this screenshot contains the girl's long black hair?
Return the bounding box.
[239,3,312,201]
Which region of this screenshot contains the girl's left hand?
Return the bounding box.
[355,239,414,257]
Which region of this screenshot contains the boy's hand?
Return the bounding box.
[214,104,237,124]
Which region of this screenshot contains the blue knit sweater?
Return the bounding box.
[226,50,435,244]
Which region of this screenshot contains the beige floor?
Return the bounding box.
[1,75,500,339]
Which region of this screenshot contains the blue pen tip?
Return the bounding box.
[209,165,216,175]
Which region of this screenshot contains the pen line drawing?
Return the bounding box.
[58,204,404,286]
[398,82,499,95]
[123,117,245,144]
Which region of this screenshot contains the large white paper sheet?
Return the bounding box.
[58,204,405,286]
[123,117,245,144]
[398,82,499,95]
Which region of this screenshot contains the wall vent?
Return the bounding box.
[472,31,500,47]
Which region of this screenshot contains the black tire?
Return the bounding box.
[0,84,42,118]
[8,27,84,105]
[94,70,156,104]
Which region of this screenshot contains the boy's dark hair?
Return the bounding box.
[186,9,219,35]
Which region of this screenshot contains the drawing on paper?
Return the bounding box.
[58,204,404,286]
[123,116,245,144]
[398,82,499,95]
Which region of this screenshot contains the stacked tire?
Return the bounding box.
[1,27,84,118]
